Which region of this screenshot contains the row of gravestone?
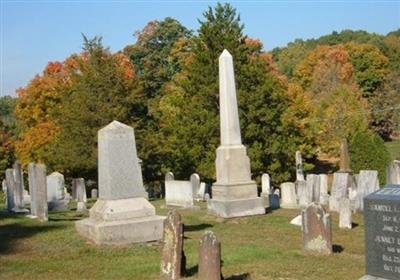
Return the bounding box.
[2,163,99,220]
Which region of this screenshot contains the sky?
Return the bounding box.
[1,0,400,97]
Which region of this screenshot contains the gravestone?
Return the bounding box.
[28,163,48,222]
[297,180,310,208]
[165,172,174,181]
[190,173,201,200]
[160,211,185,279]
[280,182,298,209]
[46,172,69,211]
[198,231,222,280]
[296,151,305,181]
[5,169,15,211]
[302,203,332,255]
[207,50,264,218]
[339,197,352,229]
[75,121,165,244]
[75,178,87,212]
[260,173,271,207]
[319,174,329,205]
[386,160,400,185]
[91,189,98,199]
[329,172,354,212]
[12,162,28,213]
[197,182,206,201]
[354,170,380,213]
[165,180,196,208]
[306,174,320,203]
[290,215,302,226]
[269,193,280,209]
[22,189,30,206]
[2,179,6,193]
[362,185,400,280]
[339,139,351,172]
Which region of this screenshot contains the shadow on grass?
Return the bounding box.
[333,244,344,253]
[352,222,359,229]
[0,222,65,255]
[225,273,250,280]
[185,264,198,277]
[184,223,213,232]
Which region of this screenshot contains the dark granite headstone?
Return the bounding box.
[363,184,400,280]
[269,194,280,209]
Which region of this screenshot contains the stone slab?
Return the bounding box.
[165,180,195,208]
[363,185,400,280]
[208,197,265,218]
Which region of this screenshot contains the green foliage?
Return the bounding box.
[349,131,391,184]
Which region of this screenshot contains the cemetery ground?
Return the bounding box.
[0,196,366,280]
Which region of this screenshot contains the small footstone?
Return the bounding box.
[160,211,185,279]
[91,189,98,199]
[339,198,352,229]
[198,231,222,280]
[290,215,302,226]
[302,203,332,255]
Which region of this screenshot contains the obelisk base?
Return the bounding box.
[208,197,265,218]
[76,197,165,245]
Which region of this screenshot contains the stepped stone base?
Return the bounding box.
[359,275,390,280]
[208,197,265,218]
[75,197,165,245]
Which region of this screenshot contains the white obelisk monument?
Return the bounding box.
[207,49,265,218]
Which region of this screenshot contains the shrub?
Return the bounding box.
[349,130,391,184]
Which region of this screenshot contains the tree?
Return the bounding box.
[157,3,315,183]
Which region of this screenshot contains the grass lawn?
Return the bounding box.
[0,198,366,280]
[385,139,400,160]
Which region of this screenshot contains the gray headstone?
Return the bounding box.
[198,231,222,280]
[91,189,98,199]
[319,174,328,195]
[296,151,305,181]
[74,178,87,212]
[297,180,310,208]
[306,174,320,203]
[160,211,185,279]
[165,180,195,208]
[98,121,146,199]
[46,172,65,201]
[339,197,352,229]
[12,161,24,211]
[165,172,174,181]
[329,172,354,212]
[197,182,206,201]
[354,170,380,213]
[28,163,48,222]
[2,179,7,192]
[280,182,297,209]
[261,173,271,195]
[363,185,400,279]
[5,169,15,211]
[386,160,400,185]
[190,173,201,199]
[269,193,280,209]
[339,139,351,172]
[302,203,332,255]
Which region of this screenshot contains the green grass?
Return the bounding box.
[385,139,400,160]
[0,199,366,280]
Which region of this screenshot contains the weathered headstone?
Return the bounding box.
[76,121,165,244]
[28,163,48,222]
[339,138,351,172]
[5,169,15,211]
[197,182,206,201]
[12,162,28,213]
[297,180,310,208]
[280,182,298,209]
[75,178,87,212]
[91,189,98,199]
[386,160,400,185]
[302,203,332,255]
[329,172,354,212]
[198,231,222,280]
[160,211,185,279]
[260,173,271,207]
[190,173,202,201]
[2,179,6,193]
[339,197,352,229]
[296,151,305,181]
[47,172,69,211]
[269,193,280,209]
[306,174,320,203]
[207,50,264,218]
[165,180,196,208]
[165,172,174,181]
[354,170,380,213]
[362,185,400,280]
[319,174,329,205]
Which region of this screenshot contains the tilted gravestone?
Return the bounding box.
[207,50,264,218]
[302,203,332,255]
[75,121,165,244]
[354,170,379,213]
[160,211,186,279]
[28,163,48,222]
[280,182,298,209]
[361,185,400,280]
[198,231,222,280]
